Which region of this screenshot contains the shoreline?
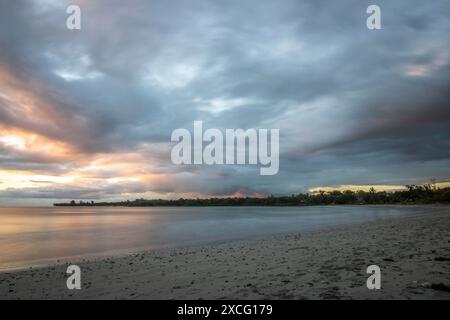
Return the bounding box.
[52,203,450,208]
[0,204,447,273]
[1,211,449,299]
[2,203,449,210]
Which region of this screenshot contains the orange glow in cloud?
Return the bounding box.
[0,127,76,159]
[0,125,167,194]
[201,192,267,199]
[0,170,74,190]
[404,54,448,77]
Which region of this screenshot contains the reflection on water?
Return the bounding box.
[0,205,441,270]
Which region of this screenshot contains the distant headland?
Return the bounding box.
[54,184,450,207]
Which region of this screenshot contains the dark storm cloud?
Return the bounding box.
[0,0,449,203]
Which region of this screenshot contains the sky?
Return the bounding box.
[0,0,449,206]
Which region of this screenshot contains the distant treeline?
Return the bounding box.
[54,184,450,207]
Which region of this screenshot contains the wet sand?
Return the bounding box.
[1,210,449,299]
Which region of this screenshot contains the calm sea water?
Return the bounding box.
[0,205,443,270]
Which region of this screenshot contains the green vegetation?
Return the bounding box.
[54,184,450,207]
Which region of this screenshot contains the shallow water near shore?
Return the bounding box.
[0,205,445,271]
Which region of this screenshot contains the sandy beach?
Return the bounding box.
[1,210,449,300]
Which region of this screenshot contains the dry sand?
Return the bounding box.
[1,210,449,300]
